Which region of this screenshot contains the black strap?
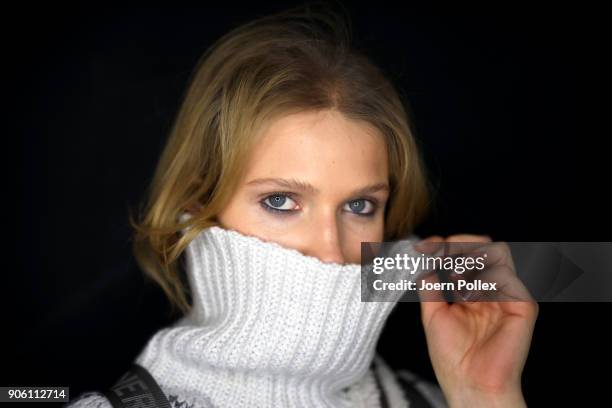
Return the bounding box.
[103,363,171,408]
[372,361,391,408]
[395,374,434,408]
[373,361,434,408]
[103,360,433,408]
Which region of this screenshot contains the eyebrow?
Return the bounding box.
[245,177,390,196]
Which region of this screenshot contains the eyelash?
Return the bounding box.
[259,192,378,217]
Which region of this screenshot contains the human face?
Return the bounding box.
[216,109,389,265]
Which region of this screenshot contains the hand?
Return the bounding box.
[415,234,539,407]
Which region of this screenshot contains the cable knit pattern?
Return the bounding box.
[136,223,408,408]
[66,221,439,407]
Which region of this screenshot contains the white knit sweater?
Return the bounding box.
[67,223,447,408]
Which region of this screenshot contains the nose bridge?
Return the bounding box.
[305,207,345,264]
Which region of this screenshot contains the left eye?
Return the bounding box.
[344,199,375,215]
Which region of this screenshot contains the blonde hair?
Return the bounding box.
[130,3,431,316]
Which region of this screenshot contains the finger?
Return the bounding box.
[452,242,517,276]
[433,236,495,278]
[441,236,492,258]
[446,234,493,242]
[457,263,533,302]
[414,235,445,254]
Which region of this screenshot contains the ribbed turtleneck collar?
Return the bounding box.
[134,223,408,407]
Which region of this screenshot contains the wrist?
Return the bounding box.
[446,386,526,408]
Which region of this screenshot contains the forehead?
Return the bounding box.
[244,110,388,182]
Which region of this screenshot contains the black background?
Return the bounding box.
[5,2,610,407]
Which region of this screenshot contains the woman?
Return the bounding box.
[67,4,538,408]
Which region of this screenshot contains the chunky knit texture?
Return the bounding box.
[67,222,447,408]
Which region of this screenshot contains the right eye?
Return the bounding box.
[261,194,299,213]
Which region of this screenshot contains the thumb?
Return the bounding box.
[415,236,449,326]
[417,268,449,327]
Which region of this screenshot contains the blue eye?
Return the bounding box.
[261,194,297,214]
[345,199,376,216]
[260,194,377,217]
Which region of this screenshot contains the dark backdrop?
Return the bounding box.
[6,2,610,407]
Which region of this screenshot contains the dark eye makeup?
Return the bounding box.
[259,192,378,217]
[260,193,297,215]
